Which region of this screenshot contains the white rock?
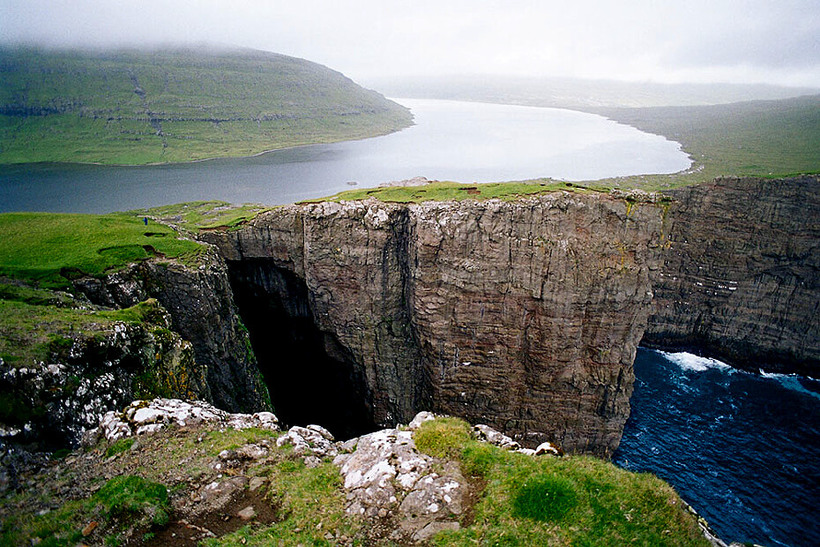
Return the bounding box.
[97,398,279,441]
[407,411,437,431]
[534,441,561,456]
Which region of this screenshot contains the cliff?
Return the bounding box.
[0,300,207,449]
[645,175,820,375]
[203,191,667,456]
[4,176,815,456]
[73,249,270,414]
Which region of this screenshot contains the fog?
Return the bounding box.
[1,0,818,87]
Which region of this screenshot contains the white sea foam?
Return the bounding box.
[760,373,820,401]
[658,351,734,373]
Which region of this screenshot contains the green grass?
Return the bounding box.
[205,459,362,546]
[95,475,169,527]
[414,418,709,546]
[0,475,169,547]
[317,179,612,204]
[0,211,203,288]
[512,473,579,523]
[133,200,272,232]
[104,438,136,459]
[590,95,820,190]
[0,296,167,369]
[0,45,412,165]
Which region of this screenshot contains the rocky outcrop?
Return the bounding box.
[0,303,207,449]
[645,175,819,375]
[94,398,280,443]
[73,249,270,414]
[204,191,666,455]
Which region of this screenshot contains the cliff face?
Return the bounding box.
[0,301,205,449]
[645,175,820,375]
[74,249,270,414]
[204,192,666,455]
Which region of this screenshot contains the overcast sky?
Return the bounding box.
[2,0,818,87]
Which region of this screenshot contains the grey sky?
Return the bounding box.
[1,0,818,87]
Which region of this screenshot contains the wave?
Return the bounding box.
[654,350,820,401]
[657,350,734,373]
[760,372,820,401]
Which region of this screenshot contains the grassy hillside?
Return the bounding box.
[0,46,412,165]
[592,94,820,188]
[0,211,203,288]
[369,74,818,109]
[376,76,819,190]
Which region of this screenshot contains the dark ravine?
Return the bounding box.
[73,248,271,414]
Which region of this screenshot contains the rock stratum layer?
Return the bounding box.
[644,175,819,375]
[204,192,666,456]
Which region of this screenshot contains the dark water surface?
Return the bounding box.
[615,348,820,547]
[0,99,690,214]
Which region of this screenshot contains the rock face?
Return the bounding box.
[0,303,206,449]
[73,249,270,413]
[204,191,666,455]
[645,176,820,375]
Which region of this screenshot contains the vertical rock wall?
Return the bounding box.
[205,192,666,455]
[73,249,271,414]
[645,175,820,375]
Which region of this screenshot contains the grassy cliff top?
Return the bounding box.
[318,179,609,204]
[0,45,412,165]
[0,211,203,288]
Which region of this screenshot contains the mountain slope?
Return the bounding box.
[0,46,412,165]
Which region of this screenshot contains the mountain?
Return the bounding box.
[0,45,412,165]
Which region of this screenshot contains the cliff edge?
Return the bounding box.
[204,190,667,456]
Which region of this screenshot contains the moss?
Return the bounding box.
[105,438,136,459]
[512,474,579,523]
[94,475,169,527]
[0,475,169,546]
[414,417,474,460]
[414,417,710,546]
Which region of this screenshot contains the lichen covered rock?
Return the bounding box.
[96,398,279,442]
[0,306,207,449]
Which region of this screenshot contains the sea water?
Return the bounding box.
[615,348,820,547]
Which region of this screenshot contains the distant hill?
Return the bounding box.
[592,95,820,183]
[368,74,819,108]
[369,74,819,187]
[0,46,413,165]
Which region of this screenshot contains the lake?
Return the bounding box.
[0,99,690,214]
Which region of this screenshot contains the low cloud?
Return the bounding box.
[1,0,818,87]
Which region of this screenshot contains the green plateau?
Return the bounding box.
[0,46,412,165]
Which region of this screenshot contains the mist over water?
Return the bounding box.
[0,99,689,214]
[615,349,820,547]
